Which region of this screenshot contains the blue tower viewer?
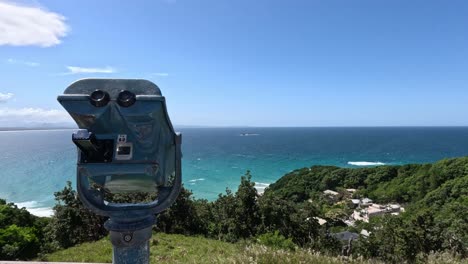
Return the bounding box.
[58,79,182,263]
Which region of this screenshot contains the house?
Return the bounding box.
[323,189,340,202]
[324,189,339,196]
[313,217,328,226]
[367,206,386,217]
[350,199,361,208]
[346,188,357,194]
[370,203,385,209]
[352,210,367,222]
[388,204,401,212]
[361,198,373,206]
[344,219,355,227]
[360,229,370,237]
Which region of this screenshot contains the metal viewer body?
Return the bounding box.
[58,79,182,264]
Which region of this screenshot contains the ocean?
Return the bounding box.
[1,127,468,217]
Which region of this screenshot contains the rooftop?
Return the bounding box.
[324,190,339,196]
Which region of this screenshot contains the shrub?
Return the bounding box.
[256,231,296,251]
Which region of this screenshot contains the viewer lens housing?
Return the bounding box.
[117,90,136,107]
[90,90,110,107]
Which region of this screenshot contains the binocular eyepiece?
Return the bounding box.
[89,89,137,108]
[89,90,110,107]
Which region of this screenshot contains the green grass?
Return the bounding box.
[42,233,466,264]
[42,238,113,263]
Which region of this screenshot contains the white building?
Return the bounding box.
[313,217,328,226]
[351,201,404,222]
[351,199,361,207]
[324,190,339,196]
[361,198,373,205]
[360,229,370,237]
[367,205,387,217]
[352,210,367,222]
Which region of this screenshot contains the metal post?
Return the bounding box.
[112,241,150,264]
[109,226,153,264]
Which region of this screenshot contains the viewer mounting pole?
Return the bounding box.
[109,226,152,264]
[113,244,150,264]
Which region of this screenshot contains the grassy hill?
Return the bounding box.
[42,232,462,264]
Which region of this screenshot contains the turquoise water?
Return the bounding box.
[1,127,468,216]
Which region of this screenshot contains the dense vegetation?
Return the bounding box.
[0,199,48,259]
[267,157,468,206]
[266,157,467,262]
[0,157,467,263]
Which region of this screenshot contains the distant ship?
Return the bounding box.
[239,133,260,136]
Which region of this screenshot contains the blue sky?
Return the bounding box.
[0,0,467,127]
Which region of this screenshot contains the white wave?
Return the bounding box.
[15,201,54,217]
[348,161,386,166]
[27,207,54,217]
[15,201,39,208]
[234,154,256,158]
[255,182,270,194]
[255,182,270,188]
[188,178,205,183]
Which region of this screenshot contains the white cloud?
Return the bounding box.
[0,107,72,126]
[152,72,169,77]
[6,58,39,67]
[0,93,14,102]
[65,66,116,74]
[0,1,69,47]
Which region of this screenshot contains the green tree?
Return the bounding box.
[45,181,107,249]
[0,199,46,260]
[233,171,261,238]
[0,224,40,260]
[0,199,37,229]
[210,188,238,242]
[258,193,320,246]
[208,171,262,242]
[156,187,208,235]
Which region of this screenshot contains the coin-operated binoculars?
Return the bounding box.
[58,79,182,264]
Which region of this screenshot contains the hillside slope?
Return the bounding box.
[266,157,468,206]
[42,232,462,264]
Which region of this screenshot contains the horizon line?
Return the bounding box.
[1,125,468,132]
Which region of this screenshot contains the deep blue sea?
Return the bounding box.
[1,127,468,216]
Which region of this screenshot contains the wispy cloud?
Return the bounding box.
[0,1,69,47]
[0,93,14,103]
[65,66,117,75]
[6,58,39,67]
[152,72,169,77]
[0,107,72,126]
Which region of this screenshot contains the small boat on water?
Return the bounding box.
[240,133,260,136]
